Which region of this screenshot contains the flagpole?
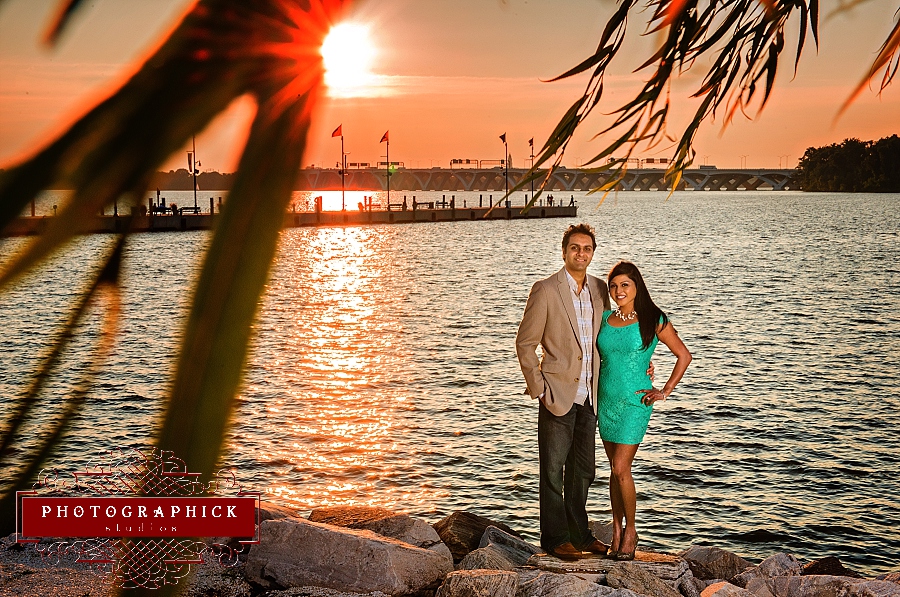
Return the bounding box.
[386,137,390,208]
[379,131,390,211]
[341,134,346,211]
[530,138,534,205]
[192,135,198,210]
[504,139,509,206]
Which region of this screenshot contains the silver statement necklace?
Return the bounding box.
[614,307,637,322]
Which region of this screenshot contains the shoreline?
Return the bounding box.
[2,505,897,597]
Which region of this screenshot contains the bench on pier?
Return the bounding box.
[412,202,434,209]
[179,206,202,215]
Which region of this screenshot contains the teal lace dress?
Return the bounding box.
[597,310,659,445]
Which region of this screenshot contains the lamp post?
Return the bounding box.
[381,131,390,209]
[499,132,508,207]
[529,137,534,205]
[187,135,200,210]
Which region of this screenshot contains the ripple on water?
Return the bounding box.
[0,192,898,575]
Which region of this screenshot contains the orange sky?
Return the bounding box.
[1,0,898,172]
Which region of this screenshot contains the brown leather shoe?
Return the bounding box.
[582,538,611,556]
[548,541,584,561]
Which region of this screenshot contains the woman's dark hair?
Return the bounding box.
[608,261,668,350]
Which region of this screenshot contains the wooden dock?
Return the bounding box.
[3,205,577,237]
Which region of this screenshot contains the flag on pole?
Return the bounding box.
[380,130,389,143]
[528,138,534,147]
[332,125,342,137]
[499,133,506,143]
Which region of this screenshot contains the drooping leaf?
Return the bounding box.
[0,229,128,534]
[837,15,900,118]
[154,85,319,486]
[44,0,87,45]
[0,1,256,289]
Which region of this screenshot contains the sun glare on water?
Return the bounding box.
[321,23,377,97]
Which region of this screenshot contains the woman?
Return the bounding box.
[597,261,691,560]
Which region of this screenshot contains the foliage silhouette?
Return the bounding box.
[0,2,344,595]
[516,0,899,207]
[796,135,900,192]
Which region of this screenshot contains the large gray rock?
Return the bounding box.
[753,553,801,579]
[433,512,521,563]
[800,556,863,578]
[607,562,683,597]
[591,521,615,546]
[246,518,453,595]
[435,570,518,597]
[679,570,704,597]
[593,588,646,597]
[458,526,542,571]
[458,545,516,571]
[309,505,452,562]
[769,575,900,597]
[515,570,604,597]
[258,589,389,596]
[526,550,689,583]
[206,502,303,553]
[479,526,541,563]
[731,553,801,589]
[741,577,775,597]
[701,582,755,597]
[515,570,643,597]
[680,546,754,581]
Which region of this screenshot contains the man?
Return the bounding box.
[515,223,610,560]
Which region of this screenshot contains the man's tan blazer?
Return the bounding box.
[516,267,611,417]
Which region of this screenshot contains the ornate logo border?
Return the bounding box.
[15,448,260,590]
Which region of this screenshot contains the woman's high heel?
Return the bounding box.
[607,533,621,558]
[614,534,638,561]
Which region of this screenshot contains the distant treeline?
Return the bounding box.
[0,168,237,191]
[796,135,900,192]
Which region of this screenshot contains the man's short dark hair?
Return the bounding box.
[562,223,596,250]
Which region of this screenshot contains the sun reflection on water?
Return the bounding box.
[291,190,385,212]
[234,226,438,512]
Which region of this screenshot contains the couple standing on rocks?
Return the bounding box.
[516,223,692,563]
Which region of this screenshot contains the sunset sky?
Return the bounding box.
[1,0,898,173]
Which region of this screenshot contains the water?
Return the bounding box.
[1,190,898,576]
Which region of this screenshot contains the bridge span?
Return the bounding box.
[297,167,798,192]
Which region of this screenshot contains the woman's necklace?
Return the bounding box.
[614,307,637,321]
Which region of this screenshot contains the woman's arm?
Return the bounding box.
[638,322,692,406]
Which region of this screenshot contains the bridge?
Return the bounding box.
[297,167,798,192]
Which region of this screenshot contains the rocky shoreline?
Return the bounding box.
[1,505,897,597]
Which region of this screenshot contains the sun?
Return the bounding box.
[321,23,377,97]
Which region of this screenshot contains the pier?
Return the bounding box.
[3,205,577,237]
